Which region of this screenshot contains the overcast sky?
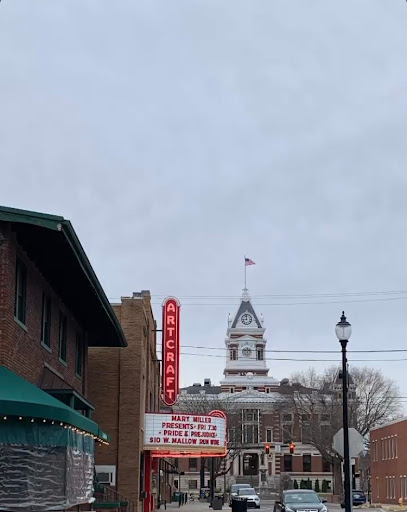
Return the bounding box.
[1,1,407,406]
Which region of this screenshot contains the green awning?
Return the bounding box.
[0,367,100,437]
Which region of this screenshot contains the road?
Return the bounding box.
[165,501,380,512]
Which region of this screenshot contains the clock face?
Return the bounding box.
[241,313,253,325]
[242,347,252,357]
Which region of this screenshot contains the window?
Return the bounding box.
[395,435,398,458]
[283,413,293,422]
[303,454,312,472]
[320,414,330,422]
[243,424,259,444]
[266,428,273,443]
[322,459,331,473]
[58,312,67,363]
[282,424,293,444]
[381,439,384,460]
[189,458,198,471]
[14,259,27,325]
[41,294,52,349]
[284,455,293,472]
[76,333,83,378]
[257,348,263,360]
[95,465,116,486]
[376,477,379,499]
[188,480,198,490]
[230,349,237,360]
[302,421,312,444]
[386,477,389,499]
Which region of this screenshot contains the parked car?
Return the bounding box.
[229,484,252,506]
[236,488,261,509]
[340,490,367,508]
[273,490,328,512]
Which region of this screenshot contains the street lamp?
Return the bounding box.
[335,312,352,512]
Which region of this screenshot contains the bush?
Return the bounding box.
[314,479,320,493]
[300,480,307,489]
[293,480,298,489]
[307,479,312,490]
[321,480,328,493]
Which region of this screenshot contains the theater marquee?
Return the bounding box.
[144,412,227,458]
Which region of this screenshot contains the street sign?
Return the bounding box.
[333,428,364,458]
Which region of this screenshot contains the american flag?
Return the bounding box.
[245,257,255,266]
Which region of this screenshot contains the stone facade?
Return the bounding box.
[174,289,334,495]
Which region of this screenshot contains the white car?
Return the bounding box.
[236,488,261,509]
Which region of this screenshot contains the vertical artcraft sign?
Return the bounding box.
[162,297,180,406]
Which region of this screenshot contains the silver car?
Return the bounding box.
[229,484,252,506]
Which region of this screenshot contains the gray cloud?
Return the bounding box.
[1,0,407,404]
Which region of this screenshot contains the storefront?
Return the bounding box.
[0,366,109,511]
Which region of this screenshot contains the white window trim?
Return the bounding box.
[96,465,116,486]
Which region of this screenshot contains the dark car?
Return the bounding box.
[340,491,367,508]
[274,490,328,512]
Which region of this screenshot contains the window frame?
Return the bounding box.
[58,312,68,365]
[303,454,312,472]
[14,258,27,327]
[41,293,52,351]
[75,332,83,378]
[189,458,198,472]
[188,480,198,490]
[284,454,293,472]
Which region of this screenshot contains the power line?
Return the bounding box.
[149,296,407,306]
[156,350,407,362]
[180,345,407,354]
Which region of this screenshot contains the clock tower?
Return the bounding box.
[220,289,279,393]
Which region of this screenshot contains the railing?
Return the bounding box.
[93,482,135,512]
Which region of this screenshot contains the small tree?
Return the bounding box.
[321,480,328,493]
[293,480,298,489]
[307,479,312,490]
[314,479,320,493]
[300,480,307,489]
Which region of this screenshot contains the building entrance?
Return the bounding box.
[243,453,259,476]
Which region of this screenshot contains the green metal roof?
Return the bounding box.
[0,205,126,348]
[0,366,100,436]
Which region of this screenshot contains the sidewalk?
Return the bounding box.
[164,501,216,512]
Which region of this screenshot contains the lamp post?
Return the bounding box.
[335,312,352,512]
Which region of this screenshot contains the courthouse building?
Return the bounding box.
[175,289,333,495]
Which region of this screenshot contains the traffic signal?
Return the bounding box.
[289,443,295,454]
[265,444,270,455]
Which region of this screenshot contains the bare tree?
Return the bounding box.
[285,366,402,495]
[175,394,244,479]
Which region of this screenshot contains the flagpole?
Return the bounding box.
[244,255,247,291]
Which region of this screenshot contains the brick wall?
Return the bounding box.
[371,419,407,504]
[0,223,87,395]
[88,292,160,511]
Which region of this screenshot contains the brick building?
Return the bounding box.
[174,289,334,496]
[89,292,170,512]
[0,205,127,511]
[371,418,407,504]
